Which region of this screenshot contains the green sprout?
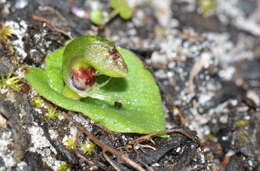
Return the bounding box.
[90,0,132,26]
[32,96,44,108]
[110,0,132,20]
[0,25,12,43]
[199,0,217,17]
[80,141,95,155]
[45,107,59,120]
[64,137,75,150]
[90,9,104,25]
[0,71,23,92]
[57,162,70,171]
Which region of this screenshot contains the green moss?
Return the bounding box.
[81,141,95,155]
[0,71,23,92]
[45,107,59,120]
[32,96,44,108]
[0,25,12,43]
[237,129,249,145]
[199,0,217,17]
[233,119,248,129]
[204,133,217,142]
[64,137,75,150]
[58,162,70,171]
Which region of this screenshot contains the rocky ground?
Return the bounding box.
[0,0,260,170]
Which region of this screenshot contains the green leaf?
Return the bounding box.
[110,0,132,19]
[45,47,65,93]
[25,47,165,134]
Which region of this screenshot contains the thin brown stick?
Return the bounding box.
[74,147,95,166]
[140,144,156,151]
[73,131,95,167]
[181,32,207,41]
[138,159,154,171]
[39,6,66,21]
[128,129,203,148]
[77,125,145,171]
[32,15,73,39]
[63,113,145,171]
[102,150,121,171]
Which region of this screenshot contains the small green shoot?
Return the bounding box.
[0,71,23,92]
[110,0,132,20]
[90,9,104,25]
[90,0,132,26]
[81,141,95,155]
[45,107,59,120]
[64,137,75,150]
[32,96,44,108]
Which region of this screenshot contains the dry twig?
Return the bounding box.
[32,15,72,39]
[102,151,121,171]
[39,6,66,21]
[73,131,95,167]
[127,129,203,152]
[63,113,145,171]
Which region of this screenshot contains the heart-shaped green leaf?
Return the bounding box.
[25,46,165,134]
